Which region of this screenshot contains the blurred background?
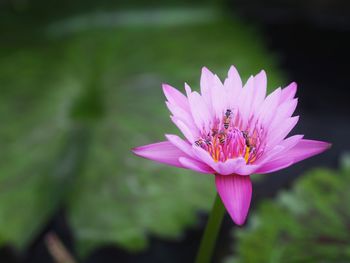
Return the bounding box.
[0,0,349,262]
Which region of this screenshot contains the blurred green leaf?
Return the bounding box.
[0,8,285,257]
[0,48,82,247]
[225,163,350,263]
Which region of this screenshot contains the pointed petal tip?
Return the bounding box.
[131,146,147,157]
[290,81,297,88]
[201,66,210,73]
[164,134,174,143]
[201,67,215,82]
[256,69,267,79]
[184,82,192,96]
[323,141,332,149]
[228,65,238,73]
[286,81,298,94]
[131,147,137,154]
[233,217,247,226]
[131,144,154,156]
[318,141,332,152]
[162,82,172,92]
[215,174,252,227]
[131,146,141,154]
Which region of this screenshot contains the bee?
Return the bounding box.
[223,109,232,129]
[204,139,212,146]
[218,132,226,144]
[223,117,230,129]
[242,131,256,153]
[249,146,256,154]
[195,139,204,147]
[242,131,251,147]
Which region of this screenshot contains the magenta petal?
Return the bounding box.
[255,158,294,174]
[257,139,331,174]
[179,157,215,174]
[132,141,185,168]
[284,139,331,163]
[165,134,195,158]
[215,174,252,225]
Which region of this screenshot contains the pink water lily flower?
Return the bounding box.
[132,66,330,225]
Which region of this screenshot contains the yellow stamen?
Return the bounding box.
[244,146,250,163]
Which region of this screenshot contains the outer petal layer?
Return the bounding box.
[215,174,252,225]
[179,157,214,174]
[256,139,331,174]
[132,141,185,168]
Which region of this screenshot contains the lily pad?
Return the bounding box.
[0,48,81,248]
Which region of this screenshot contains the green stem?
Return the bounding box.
[195,193,226,263]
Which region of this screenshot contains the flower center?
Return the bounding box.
[194,109,265,164]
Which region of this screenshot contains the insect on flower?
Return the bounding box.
[132,66,331,225]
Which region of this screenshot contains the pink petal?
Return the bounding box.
[166,101,197,132]
[256,139,331,174]
[239,76,255,129]
[215,158,247,176]
[192,145,218,170]
[280,82,297,104]
[250,145,285,166]
[269,98,298,130]
[276,134,304,153]
[256,88,282,127]
[200,67,213,96]
[192,146,253,176]
[283,139,331,164]
[165,134,195,158]
[255,158,294,174]
[179,157,215,174]
[184,82,192,97]
[162,83,189,111]
[215,174,252,225]
[268,116,299,147]
[224,65,242,109]
[211,81,227,119]
[132,141,185,168]
[235,164,260,175]
[250,70,267,114]
[171,116,197,143]
[237,145,286,175]
[187,91,211,132]
[226,65,243,93]
[200,67,215,110]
